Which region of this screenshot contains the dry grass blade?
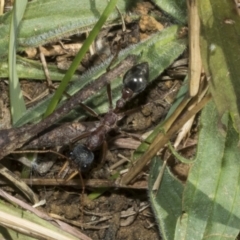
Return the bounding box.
[0,211,78,240]
[174,78,209,147]
[187,0,202,96]
[0,189,91,239]
[0,0,4,15]
[0,163,39,203]
[121,93,212,185]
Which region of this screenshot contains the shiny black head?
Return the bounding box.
[123,62,149,94]
[70,144,94,172]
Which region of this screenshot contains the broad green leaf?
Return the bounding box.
[198,0,240,133]
[0,0,138,81]
[145,77,189,239]
[15,25,187,126]
[8,1,27,124]
[175,101,240,239]
[0,0,136,59]
[149,100,240,238]
[149,158,184,240]
[152,0,187,24]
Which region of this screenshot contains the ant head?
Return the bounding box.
[70,144,94,172]
[122,62,149,94]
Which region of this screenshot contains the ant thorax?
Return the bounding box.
[102,110,118,127]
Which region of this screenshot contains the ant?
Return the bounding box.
[11,61,149,182]
[70,62,149,172]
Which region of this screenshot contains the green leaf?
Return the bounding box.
[145,77,189,239]
[149,100,240,239]
[198,0,240,133]
[149,157,184,240]
[152,0,187,24]
[8,1,27,124]
[175,101,240,239]
[0,0,135,59]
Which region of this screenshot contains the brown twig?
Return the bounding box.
[0,178,148,189]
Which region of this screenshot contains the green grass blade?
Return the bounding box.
[44,0,118,117]
[149,158,184,240]
[175,101,240,239]
[0,0,131,59]
[198,0,240,133]
[150,101,240,239]
[8,0,27,124]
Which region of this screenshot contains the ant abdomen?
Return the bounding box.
[123,62,149,94]
[70,144,94,172]
[116,62,149,109]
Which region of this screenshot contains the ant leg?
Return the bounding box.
[70,131,92,145]
[78,170,85,223]
[119,105,145,117]
[78,102,100,119]
[107,84,113,110]
[118,130,146,143]
[101,140,108,166]
[95,140,108,171]
[105,48,121,110]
